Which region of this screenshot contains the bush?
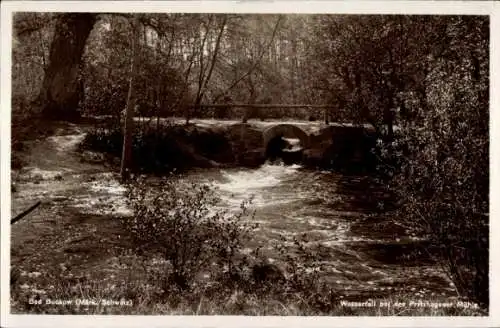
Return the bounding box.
[80,125,234,173]
[390,112,489,308]
[123,178,338,312]
[376,21,489,308]
[124,178,256,291]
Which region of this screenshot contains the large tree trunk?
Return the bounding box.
[36,13,96,121]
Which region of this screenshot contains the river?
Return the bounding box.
[11,125,458,303]
[170,163,458,301]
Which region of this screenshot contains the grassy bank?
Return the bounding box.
[12,264,484,316]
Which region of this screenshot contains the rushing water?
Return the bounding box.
[176,163,458,300]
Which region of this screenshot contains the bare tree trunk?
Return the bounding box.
[36,13,96,121]
[212,16,282,104]
[290,28,298,104]
[120,18,140,182]
[191,16,226,122]
[199,16,227,97]
[174,32,197,124]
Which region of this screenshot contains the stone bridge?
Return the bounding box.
[164,117,379,168]
[188,119,378,167]
[164,103,378,165]
[208,120,373,149]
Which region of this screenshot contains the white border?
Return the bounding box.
[0,0,497,14]
[1,1,499,327]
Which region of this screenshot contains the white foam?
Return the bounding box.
[26,167,66,179]
[213,163,303,209]
[215,163,301,194]
[216,169,278,193]
[89,180,127,195]
[283,137,303,151]
[71,176,131,216]
[48,133,86,152]
[72,195,132,217]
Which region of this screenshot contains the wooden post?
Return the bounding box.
[242,107,249,123]
[120,17,140,182]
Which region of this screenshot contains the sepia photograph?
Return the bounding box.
[1,1,498,326]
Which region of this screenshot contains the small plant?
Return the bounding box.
[124,178,256,292]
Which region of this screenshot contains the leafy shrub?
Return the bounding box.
[375,18,489,308]
[124,178,256,291]
[124,178,341,312]
[389,106,489,308]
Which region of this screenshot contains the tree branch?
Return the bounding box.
[213,16,282,103]
[199,16,228,103]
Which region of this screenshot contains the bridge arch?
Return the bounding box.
[262,124,310,150]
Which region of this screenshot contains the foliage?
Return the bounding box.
[364,16,488,307]
[124,178,256,291]
[12,12,364,123]
[312,15,489,307]
[81,15,190,118]
[80,124,234,173]
[273,237,339,312]
[124,178,343,312]
[78,13,318,122]
[12,13,54,120]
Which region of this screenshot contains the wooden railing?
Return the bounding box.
[198,104,338,124]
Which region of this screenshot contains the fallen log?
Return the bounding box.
[11,201,42,224]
